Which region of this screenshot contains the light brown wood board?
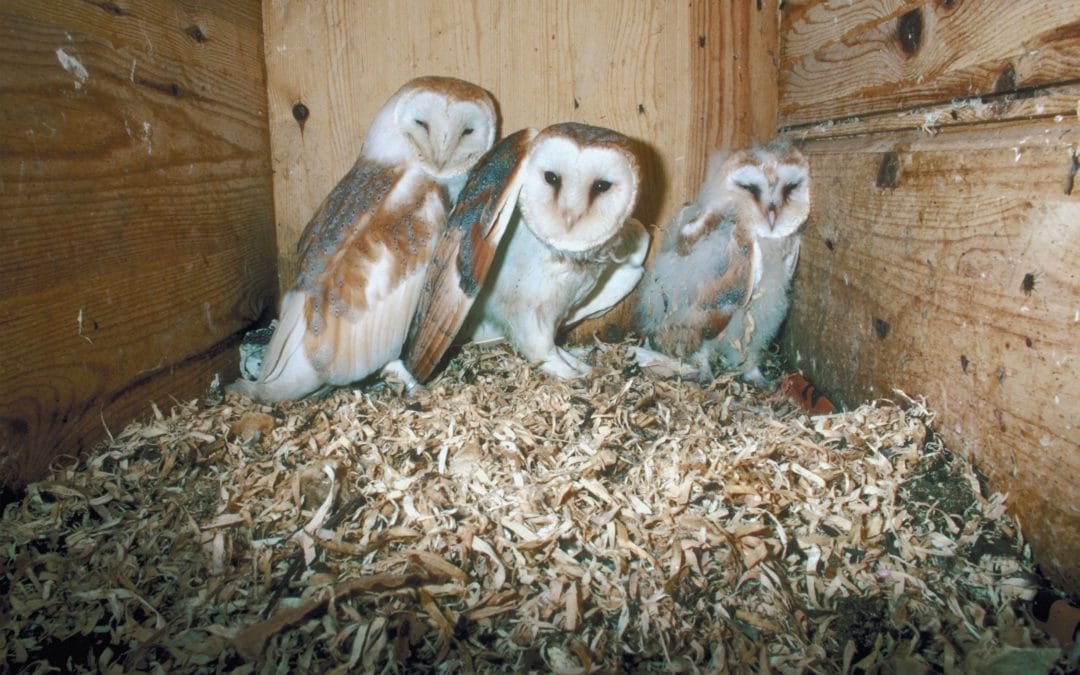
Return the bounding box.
[781,118,1080,593]
[780,0,1080,128]
[787,85,1080,141]
[261,0,781,341]
[0,2,277,486]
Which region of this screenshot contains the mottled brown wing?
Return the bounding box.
[294,158,449,385]
[648,219,755,358]
[293,160,404,292]
[404,128,538,382]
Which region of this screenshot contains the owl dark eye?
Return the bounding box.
[590,179,613,197]
[414,119,429,131]
[736,181,761,200]
[462,127,474,136]
[782,180,802,200]
[544,171,562,189]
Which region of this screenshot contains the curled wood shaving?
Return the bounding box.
[0,342,1070,672]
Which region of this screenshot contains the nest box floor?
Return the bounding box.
[0,342,1070,673]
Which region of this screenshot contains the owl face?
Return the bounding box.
[519,123,640,256]
[363,76,497,181]
[715,142,809,239]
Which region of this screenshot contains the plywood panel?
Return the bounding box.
[782,119,1080,592]
[0,2,276,485]
[780,0,1080,127]
[262,0,781,336]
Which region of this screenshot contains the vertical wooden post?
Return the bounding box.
[687,0,780,191]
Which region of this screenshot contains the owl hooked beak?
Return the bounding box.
[764,203,778,229]
[431,138,454,176]
[560,207,580,230]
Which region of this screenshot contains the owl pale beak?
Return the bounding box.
[560,209,578,230]
[427,131,457,176]
[765,204,778,228]
[432,142,449,174]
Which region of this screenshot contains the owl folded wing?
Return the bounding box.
[404,128,538,382]
[563,218,651,326]
[648,223,754,357]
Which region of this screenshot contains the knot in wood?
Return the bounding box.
[873,318,890,340]
[292,102,310,131]
[876,151,901,188]
[994,64,1017,94]
[897,8,923,55]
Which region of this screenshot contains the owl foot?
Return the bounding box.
[534,346,592,379]
[380,359,422,395]
[559,347,593,377]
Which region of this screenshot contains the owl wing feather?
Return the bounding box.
[294,161,401,278]
[297,161,447,385]
[228,160,436,401]
[563,218,650,325]
[404,128,538,382]
[644,206,755,357]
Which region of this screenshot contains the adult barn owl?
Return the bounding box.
[228,76,497,402]
[634,139,810,384]
[405,123,649,380]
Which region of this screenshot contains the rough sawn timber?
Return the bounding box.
[780,0,1080,128]
[783,119,1080,593]
[0,1,276,486]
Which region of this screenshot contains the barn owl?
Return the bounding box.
[634,139,810,385]
[227,76,497,402]
[404,123,649,381]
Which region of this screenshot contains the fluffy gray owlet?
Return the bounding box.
[634,140,810,384]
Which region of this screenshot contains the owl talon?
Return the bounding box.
[380,359,422,395]
[629,346,701,380]
[539,350,591,379]
[564,346,595,373]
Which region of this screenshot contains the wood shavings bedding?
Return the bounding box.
[0,342,1070,673]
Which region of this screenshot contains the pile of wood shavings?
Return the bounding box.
[1,342,1067,673]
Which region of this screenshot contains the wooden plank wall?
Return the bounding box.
[0,2,276,487]
[779,0,1080,593]
[261,0,780,339]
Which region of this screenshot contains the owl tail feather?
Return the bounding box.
[226,290,323,403]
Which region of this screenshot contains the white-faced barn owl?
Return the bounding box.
[404,123,649,381]
[634,140,810,385]
[227,76,497,402]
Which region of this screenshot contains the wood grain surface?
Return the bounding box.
[781,0,1080,127]
[0,1,276,485]
[783,120,1080,592]
[261,0,781,339]
[786,85,1080,141]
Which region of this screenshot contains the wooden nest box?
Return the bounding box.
[1,1,1077,594]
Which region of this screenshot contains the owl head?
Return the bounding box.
[518,123,641,257]
[363,76,498,182]
[702,139,810,239]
